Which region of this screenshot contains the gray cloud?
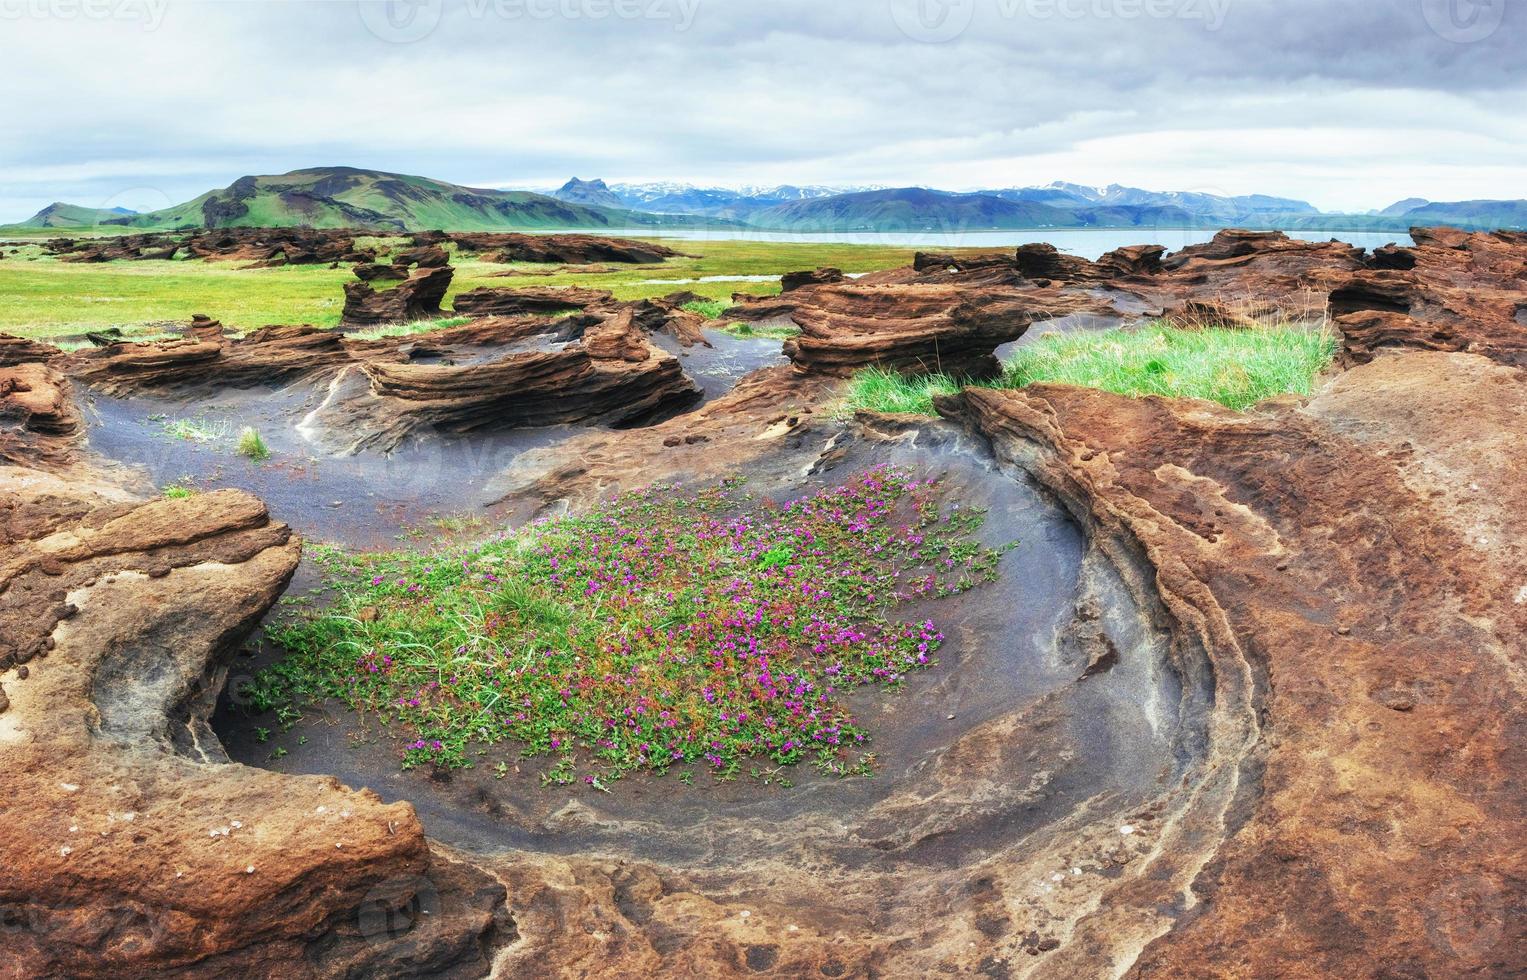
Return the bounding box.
[1,0,1523,219]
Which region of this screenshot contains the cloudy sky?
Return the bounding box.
[2,0,1523,220]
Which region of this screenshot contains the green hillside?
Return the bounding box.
[58,167,736,233]
[18,202,138,228]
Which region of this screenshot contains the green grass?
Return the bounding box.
[161,416,229,443]
[236,426,271,461]
[0,238,944,341]
[345,315,474,341]
[839,322,1338,415]
[714,321,802,341]
[682,299,801,341]
[246,468,1010,785]
[681,299,731,320]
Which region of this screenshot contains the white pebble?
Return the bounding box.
[1051,873,1064,882]
[68,826,78,834]
[60,783,79,793]
[1071,867,1082,876]
[739,910,751,919]
[59,846,72,857]
[230,820,242,829]
[1119,825,1135,835]
[245,866,255,874]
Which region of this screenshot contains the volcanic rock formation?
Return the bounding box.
[450,286,613,318]
[341,265,454,326]
[421,232,678,265]
[0,470,510,977]
[1328,226,1527,366]
[935,349,1525,977]
[41,227,378,267]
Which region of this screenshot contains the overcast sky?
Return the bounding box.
[2,0,1523,219]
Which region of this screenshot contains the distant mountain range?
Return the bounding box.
[11,168,736,234]
[9,167,1527,234]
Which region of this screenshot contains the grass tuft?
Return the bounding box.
[236,426,271,461]
[839,321,1338,416]
[161,416,229,443]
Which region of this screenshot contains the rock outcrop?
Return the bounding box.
[778,229,1374,377]
[424,232,677,265]
[1329,226,1527,366]
[935,349,1526,978]
[0,334,62,368]
[42,228,378,267]
[784,277,1114,377]
[0,361,79,470]
[341,265,454,327]
[315,308,702,452]
[0,470,510,977]
[780,267,845,292]
[61,324,353,397]
[450,286,612,318]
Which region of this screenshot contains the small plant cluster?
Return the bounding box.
[155,414,273,462]
[839,320,1338,416]
[249,467,1010,787]
[236,426,271,461]
[681,299,801,340]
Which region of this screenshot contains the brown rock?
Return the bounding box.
[784,279,1113,377]
[0,469,508,976]
[0,361,81,470]
[62,325,352,396]
[1330,228,1527,366]
[341,265,454,326]
[451,285,612,318]
[781,267,845,292]
[435,232,677,265]
[940,349,1526,979]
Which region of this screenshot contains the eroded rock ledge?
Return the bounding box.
[0,471,510,977]
[937,350,1525,977]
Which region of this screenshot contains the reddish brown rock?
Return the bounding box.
[937,350,1526,978]
[351,262,408,282]
[0,334,62,368]
[1330,227,1527,366]
[0,361,80,470]
[784,279,1113,377]
[343,308,700,447]
[431,232,677,265]
[62,325,353,396]
[42,228,377,267]
[450,285,612,317]
[0,471,509,977]
[389,244,450,269]
[780,267,845,292]
[341,265,453,326]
